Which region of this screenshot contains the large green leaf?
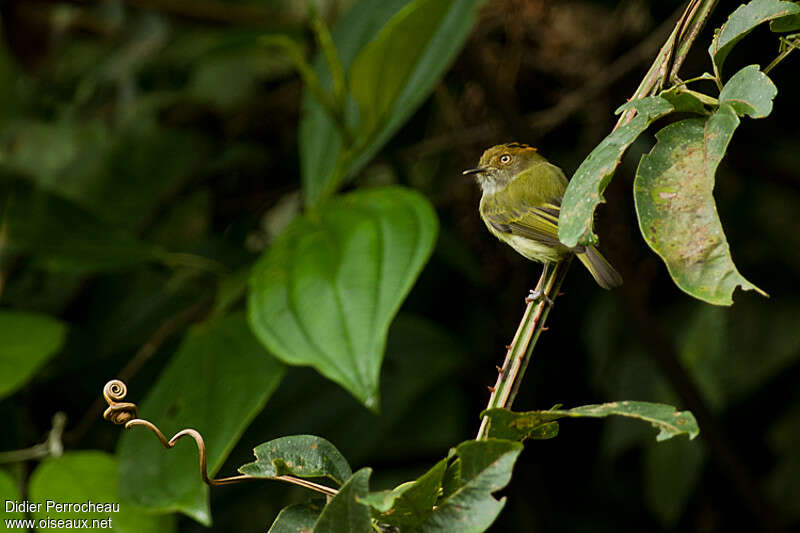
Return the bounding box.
[28,451,175,533]
[718,64,777,118]
[0,469,23,522]
[313,468,372,533]
[413,439,522,532]
[634,107,766,305]
[248,186,438,409]
[349,0,454,137]
[643,437,706,527]
[0,310,66,400]
[559,96,674,247]
[238,434,352,486]
[709,0,800,73]
[484,401,699,442]
[300,0,482,206]
[118,313,285,525]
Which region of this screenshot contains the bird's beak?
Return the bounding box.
[462,167,488,176]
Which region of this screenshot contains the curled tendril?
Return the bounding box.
[100,379,338,497]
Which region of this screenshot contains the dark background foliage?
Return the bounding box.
[0,0,798,532]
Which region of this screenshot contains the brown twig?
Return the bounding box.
[102,380,339,497]
[476,258,572,440]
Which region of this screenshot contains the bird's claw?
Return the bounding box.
[525,288,553,306]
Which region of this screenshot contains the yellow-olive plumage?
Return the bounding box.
[465,143,622,289]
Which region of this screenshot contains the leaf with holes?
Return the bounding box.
[248,186,438,409]
[634,107,766,305]
[719,64,777,118]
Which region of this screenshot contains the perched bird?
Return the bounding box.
[464,143,622,295]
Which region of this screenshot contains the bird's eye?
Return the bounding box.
[499,154,512,164]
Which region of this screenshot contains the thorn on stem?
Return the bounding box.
[541,326,549,331]
[505,344,511,350]
[495,365,503,373]
[487,386,496,393]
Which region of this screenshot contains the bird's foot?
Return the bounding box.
[525,288,553,306]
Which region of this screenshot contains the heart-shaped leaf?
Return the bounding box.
[634,107,766,305]
[300,0,482,206]
[709,0,800,74]
[248,186,438,409]
[238,435,352,486]
[118,313,285,525]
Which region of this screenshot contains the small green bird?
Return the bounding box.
[464,143,622,293]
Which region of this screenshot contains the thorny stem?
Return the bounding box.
[476,259,571,440]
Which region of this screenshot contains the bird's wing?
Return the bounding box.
[481,164,567,248]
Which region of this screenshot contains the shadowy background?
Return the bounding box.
[1,0,798,532]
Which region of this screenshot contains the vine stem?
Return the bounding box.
[476,258,572,440]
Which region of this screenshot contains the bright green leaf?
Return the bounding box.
[0,470,23,522]
[559,96,674,247]
[485,401,699,442]
[313,468,372,533]
[118,313,285,525]
[719,64,777,118]
[350,0,454,137]
[414,439,522,533]
[248,186,438,409]
[268,502,324,533]
[238,435,352,486]
[360,457,447,527]
[0,310,66,400]
[28,451,175,533]
[300,0,482,206]
[634,107,765,305]
[709,0,800,73]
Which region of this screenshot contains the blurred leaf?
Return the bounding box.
[708,0,800,73]
[678,306,727,412]
[770,13,800,31]
[0,310,66,400]
[360,457,447,527]
[559,96,673,247]
[0,469,23,522]
[0,180,165,273]
[349,0,453,137]
[718,65,777,118]
[118,313,285,525]
[765,407,800,520]
[644,437,706,528]
[28,451,175,533]
[268,502,323,533]
[213,265,252,316]
[413,439,522,532]
[300,0,482,206]
[634,108,765,305]
[238,435,352,486]
[485,402,699,442]
[313,468,372,533]
[248,186,438,409]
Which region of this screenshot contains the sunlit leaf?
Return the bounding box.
[313,468,372,533]
[559,96,673,247]
[29,451,176,533]
[300,0,482,206]
[238,435,352,486]
[718,64,777,118]
[0,310,66,400]
[248,186,438,409]
[118,313,285,525]
[709,0,800,73]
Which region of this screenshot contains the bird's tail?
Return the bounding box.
[576,246,622,289]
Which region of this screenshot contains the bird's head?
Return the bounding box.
[463,143,545,193]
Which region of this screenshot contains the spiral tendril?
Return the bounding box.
[103,379,138,425]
